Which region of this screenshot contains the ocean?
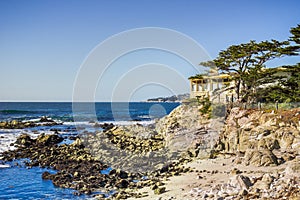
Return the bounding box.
[0,102,180,199]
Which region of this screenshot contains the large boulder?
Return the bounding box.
[15,134,34,147]
[243,149,278,167]
[36,133,64,146]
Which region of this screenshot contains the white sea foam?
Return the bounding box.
[0,129,62,153]
[64,120,155,127]
[112,120,155,126]
[22,118,63,124]
[0,119,155,153]
[0,164,10,168]
[0,129,21,153]
[22,118,40,123]
[63,121,92,126]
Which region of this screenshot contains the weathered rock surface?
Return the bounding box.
[189,160,300,200]
[243,149,278,167]
[215,107,300,166]
[1,131,194,198]
[83,104,223,172]
[0,117,62,129]
[155,103,224,159]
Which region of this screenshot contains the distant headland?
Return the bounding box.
[145,93,189,102]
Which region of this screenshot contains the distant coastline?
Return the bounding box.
[144,93,189,103]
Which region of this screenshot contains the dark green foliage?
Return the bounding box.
[198,97,211,116]
[201,40,293,101]
[290,24,300,45]
[256,64,300,103]
[243,67,286,103]
[188,74,205,80]
[257,85,288,103]
[199,24,300,103]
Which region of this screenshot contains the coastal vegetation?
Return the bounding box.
[200,24,300,103]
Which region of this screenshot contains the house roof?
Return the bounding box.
[189,73,231,81]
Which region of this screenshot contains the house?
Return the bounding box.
[189,73,236,103]
[189,67,291,103]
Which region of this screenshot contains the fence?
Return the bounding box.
[226,102,300,111]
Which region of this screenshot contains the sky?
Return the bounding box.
[0,0,300,102]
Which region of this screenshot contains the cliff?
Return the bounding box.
[215,107,300,166]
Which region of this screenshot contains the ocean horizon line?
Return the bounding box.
[0,101,181,103]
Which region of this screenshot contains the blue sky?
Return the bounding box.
[0,0,300,101]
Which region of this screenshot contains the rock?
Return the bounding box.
[214,108,300,160]
[252,174,274,191]
[229,175,252,190]
[72,138,83,147]
[151,184,158,190]
[116,169,128,179]
[278,130,295,149]
[284,160,300,175]
[0,121,8,128]
[0,118,61,129]
[239,189,248,196]
[261,173,274,184]
[237,175,252,189]
[93,193,105,198]
[68,136,78,140]
[154,187,166,195]
[243,149,278,166]
[15,134,34,147]
[257,138,280,150]
[252,181,269,191]
[1,132,117,196]
[109,169,117,175]
[11,120,19,126]
[230,168,242,175]
[42,171,52,180]
[40,116,55,123]
[99,123,114,131]
[73,171,79,178]
[36,134,64,146]
[116,179,129,188]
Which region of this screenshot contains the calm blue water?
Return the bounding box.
[0,102,180,199]
[0,102,179,122]
[0,161,88,200]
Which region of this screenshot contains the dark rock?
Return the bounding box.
[73,191,81,196]
[40,116,55,123]
[68,136,78,140]
[231,168,242,175]
[15,134,34,147]
[151,184,158,190]
[36,133,64,146]
[109,169,117,175]
[100,123,114,131]
[154,187,166,195]
[42,171,52,180]
[116,169,128,179]
[263,129,271,136]
[116,179,129,188]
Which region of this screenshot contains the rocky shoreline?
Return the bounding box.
[0,116,62,129]
[0,131,194,199]
[0,105,299,199]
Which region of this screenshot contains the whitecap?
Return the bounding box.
[0,164,10,168]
